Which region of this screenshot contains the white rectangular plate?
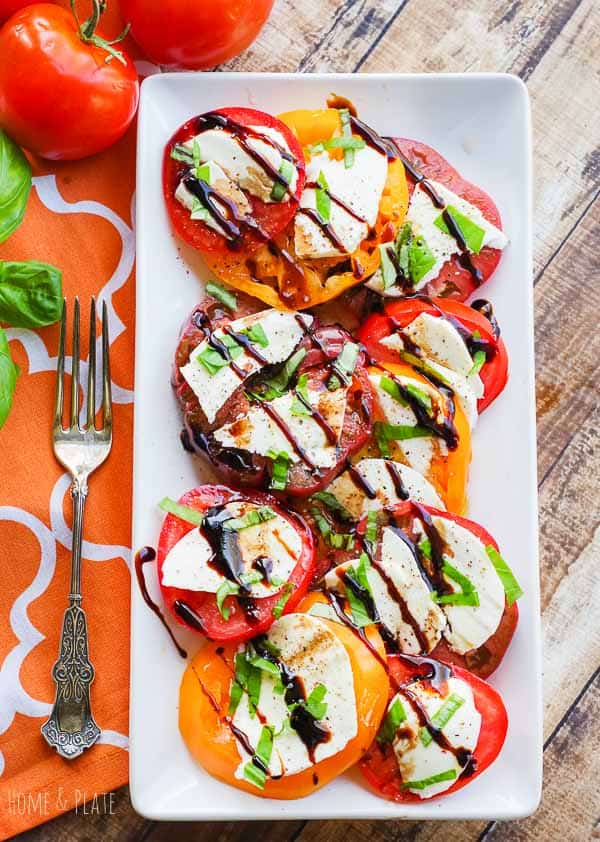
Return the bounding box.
[131,72,540,822]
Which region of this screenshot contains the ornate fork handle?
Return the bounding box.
[41,480,101,758]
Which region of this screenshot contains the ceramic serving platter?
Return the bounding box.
[130,72,540,821]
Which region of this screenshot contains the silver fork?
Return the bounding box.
[41,297,113,759]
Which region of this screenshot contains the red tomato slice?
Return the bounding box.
[157,485,315,642]
[376,501,519,678]
[392,138,504,300]
[163,107,305,255]
[360,654,508,802]
[357,297,509,413]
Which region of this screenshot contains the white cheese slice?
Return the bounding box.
[160,500,301,597]
[433,515,505,654]
[370,372,444,476]
[181,310,312,425]
[325,526,446,653]
[184,125,298,203]
[380,313,484,428]
[294,147,388,259]
[213,384,348,470]
[232,613,358,779]
[391,675,481,798]
[326,458,444,520]
[174,160,251,237]
[367,179,507,294]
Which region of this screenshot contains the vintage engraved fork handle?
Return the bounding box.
[41,479,101,758]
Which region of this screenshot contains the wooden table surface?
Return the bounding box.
[15,0,600,840]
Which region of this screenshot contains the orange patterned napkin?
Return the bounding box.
[0,117,138,841]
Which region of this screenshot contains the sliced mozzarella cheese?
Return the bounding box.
[232,613,357,778]
[432,515,505,654]
[213,384,348,470]
[380,313,484,428]
[184,125,298,203]
[325,526,446,653]
[370,372,444,476]
[174,160,251,236]
[367,179,507,294]
[391,675,481,798]
[160,500,301,597]
[294,147,388,259]
[181,310,312,424]
[326,458,443,520]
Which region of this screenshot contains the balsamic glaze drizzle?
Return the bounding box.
[134,547,187,658]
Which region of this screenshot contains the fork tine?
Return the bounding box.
[101,300,112,429]
[53,299,67,429]
[70,297,81,429]
[87,298,97,429]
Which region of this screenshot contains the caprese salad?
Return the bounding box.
[136,96,523,804]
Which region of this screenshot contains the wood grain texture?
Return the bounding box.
[13,0,600,839]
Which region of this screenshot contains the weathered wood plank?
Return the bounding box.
[140,818,305,842]
[361,0,600,277]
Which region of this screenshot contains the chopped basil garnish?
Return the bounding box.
[328,342,359,390]
[196,332,243,375]
[243,761,267,789]
[308,141,325,155]
[216,580,240,620]
[259,347,307,400]
[339,109,355,168]
[418,537,432,559]
[291,372,312,417]
[468,349,486,376]
[486,544,523,605]
[310,490,353,522]
[240,322,269,347]
[267,449,291,491]
[405,382,433,412]
[344,553,374,627]
[377,696,407,744]
[434,205,485,254]
[408,233,436,283]
[323,136,366,151]
[384,222,436,286]
[395,223,412,276]
[190,197,211,222]
[192,138,201,169]
[400,350,453,387]
[315,170,331,222]
[302,683,328,720]
[243,725,274,789]
[365,510,378,545]
[245,650,280,677]
[170,143,194,165]
[310,508,355,550]
[223,506,276,531]
[273,582,295,619]
[270,158,295,202]
[432,561,480,607]
[380,374,408,406]
[229,651,262,716]
[402,768,457,790]
[374,421,433,457]
[195,162,211,183]
[378,243,397,290]
[206,280,237,311]
[158,497,204,526]
[419,692,465,747]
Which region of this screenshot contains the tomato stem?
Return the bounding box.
[70,0,131,66]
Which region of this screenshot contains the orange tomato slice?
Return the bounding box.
[204,108,409,310]
[179,596,388,799]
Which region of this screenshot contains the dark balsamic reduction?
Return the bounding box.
[293,388,339,445]
[471,298,501,339]
[345,459,377,499]
[349,115,390,157]
[173,599,205,632]
[134,547,187,658]
[297,207,348,254]
[384,461,410,500]
[305,180,369,224]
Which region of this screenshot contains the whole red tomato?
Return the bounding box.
[0,0,41,23]
[120,0,274,69]
[0,3,139,160]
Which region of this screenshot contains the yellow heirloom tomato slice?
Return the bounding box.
[204,108,409,311]
[179,599,388,798]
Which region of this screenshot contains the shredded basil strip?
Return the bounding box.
[240,322,269,347]
[170,143,194,165]
[434,205,486,254]
[323,136,366,151]
[260,347,307,399]
[0,326,18,429]
[374,421,433,456]
[224,506,276,531]
[315,170,331,222]
[486,544,523,605]
[196,332,243,375]
[273,582,294,619]
[468,349,486,376]
[365,511,378,545]
[216,580,239,620]
[205,280,237,312]
[344,553,374,627]
[418,537,432,559]
[310,508,355,550]
[229,652,262,717]
[339,109,355,168]
[270,158,295,201]
[419,693,465,747]
[432,561,480,607]
[310,490,353,522]
[158,497,204,526]
[328,342,359,390]
[243,725,274,789]
[302,683,328,720]
[377,697,407,744]
[380,375,408,406]
[402,769,457,790]
[290,372,312,417]
[267,449,291,491]
[405,382,433,412]
[378,243,397,290]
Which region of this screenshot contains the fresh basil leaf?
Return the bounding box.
[196,333,243,375]
[267,449,291,491]
[486,544,523,605]
[418,538,432,559]
[192,138,201,169]
[310,508,354,550]
[377,696,406,744]
[0,326,18,429]
[0,260,62,328]
[344,565,373,628]
[232,651,262,718]
[260,347,307,399]
[0,130,32,245]
[273,582,294,619]
[365,512,378,545]
[205,280,237,312]
[170,143,194,165]
[339,109,355,168]
[241,322,269,348]
[402,769,457,790]
[405,382,433,412]
[374,421,433,457]
[196,162,211,183]
[291,372,312,417]
[378,243,397,290]
[224,506,276,531]
[303,683,328,720]
[158,497,204,526]
[316,170,331,222]
[270,158,295,201]
[323,137,366,151]
[468,349,486,376]
[423,692,465,745]
[216,580,240,620]
[243,761,266,789]
[395,223,412,276]
[310,490,353,522]
[190,197,211,222]
[432,561,480,607]
[408,233,436,284]
[328,342,359,390]
[380,375,407,406]
[434,205,485,254]
[246,651,280,677]
[243,725,274,789]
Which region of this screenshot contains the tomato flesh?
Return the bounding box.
[358,297,509,414]
[163,107,305,255]
[359,655,508,802]
[157,485,315,642]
